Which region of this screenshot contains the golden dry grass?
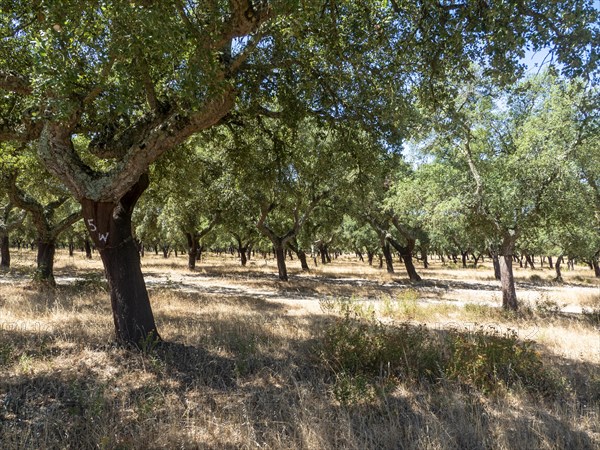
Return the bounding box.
[0,249,599,449]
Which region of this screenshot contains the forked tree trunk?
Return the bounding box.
[274,244,288,281]
[500,236,518,311]
[35,239,56,286]
[0,235,10,269]
[81,174,159,346]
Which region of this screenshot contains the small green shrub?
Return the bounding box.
[535,296,562,317]
[320,298,562,399]
[445,327,559,395]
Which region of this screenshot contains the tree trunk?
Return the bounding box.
[421,247,429,268]
[555,255,564,282]
[498,235,519,311]
[186,233,199,270]
[81,174,159,346]
[382,242,394,273]
[1,234,10,269]
[35,239,56,286]
[399,246,421,281]
[367,250,374,266]
[491,253,501,280]
[461,251,468,268]
[84,238,93,259]
[500,253,518,310]
[548,256,553,269]
[274,244,288,281]
[593,258,600,278]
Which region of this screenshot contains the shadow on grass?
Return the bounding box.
[1,288,599,449]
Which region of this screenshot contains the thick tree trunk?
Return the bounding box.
[548,256,553,269]
[35,239,56,286]
[297,249,309,271]
[81,174,159,346]
[0,234,10,269]
[499,236,518,311]
[274,244,288,281]
[382,242,394,273]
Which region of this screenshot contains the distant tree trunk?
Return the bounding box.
[567,258,575,270]
[491,252,501,280]
[382,241,394,273]
[68,238,75,257]
[1,234,10,269]
[499,235,518,311]
[592,260,600,278]
[81,174,159,346]
[84,238,93,259]
[473,254,482,268]
[186,233,199,270]
[421,247,429,268]
[555,255,564,282]
[274,244,288,281]
[297,249,309,271]
[356,251,364,262]
[461,251,468,268]
[548,256,553,269]
[162,245,169,258]
[288,239,309,271]
[367,250,374,266]
[35,239,56,286]
[388,238,421,281]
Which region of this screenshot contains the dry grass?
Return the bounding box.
[0,249,599,449]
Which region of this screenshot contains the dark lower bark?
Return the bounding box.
[35,240,56,286]
[382,242,394,273]
[0,235,10,269]
[274,245,288,281]
[186,233,199,270]
[548,256,553,269]
[367,250,374,266]
[500,254,518,310]
[492,253,501,280]
[84,239,93,259]
[461,251,468,268]
[297,249,309,271]
[421,247,429,268]
[555,255,564,282]
[593,259,600,278]
[81,174,159,346]
[240,248,248,266]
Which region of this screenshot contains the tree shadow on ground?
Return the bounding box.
[1,300,599,449]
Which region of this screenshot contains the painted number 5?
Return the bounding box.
[87,218,97,232]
